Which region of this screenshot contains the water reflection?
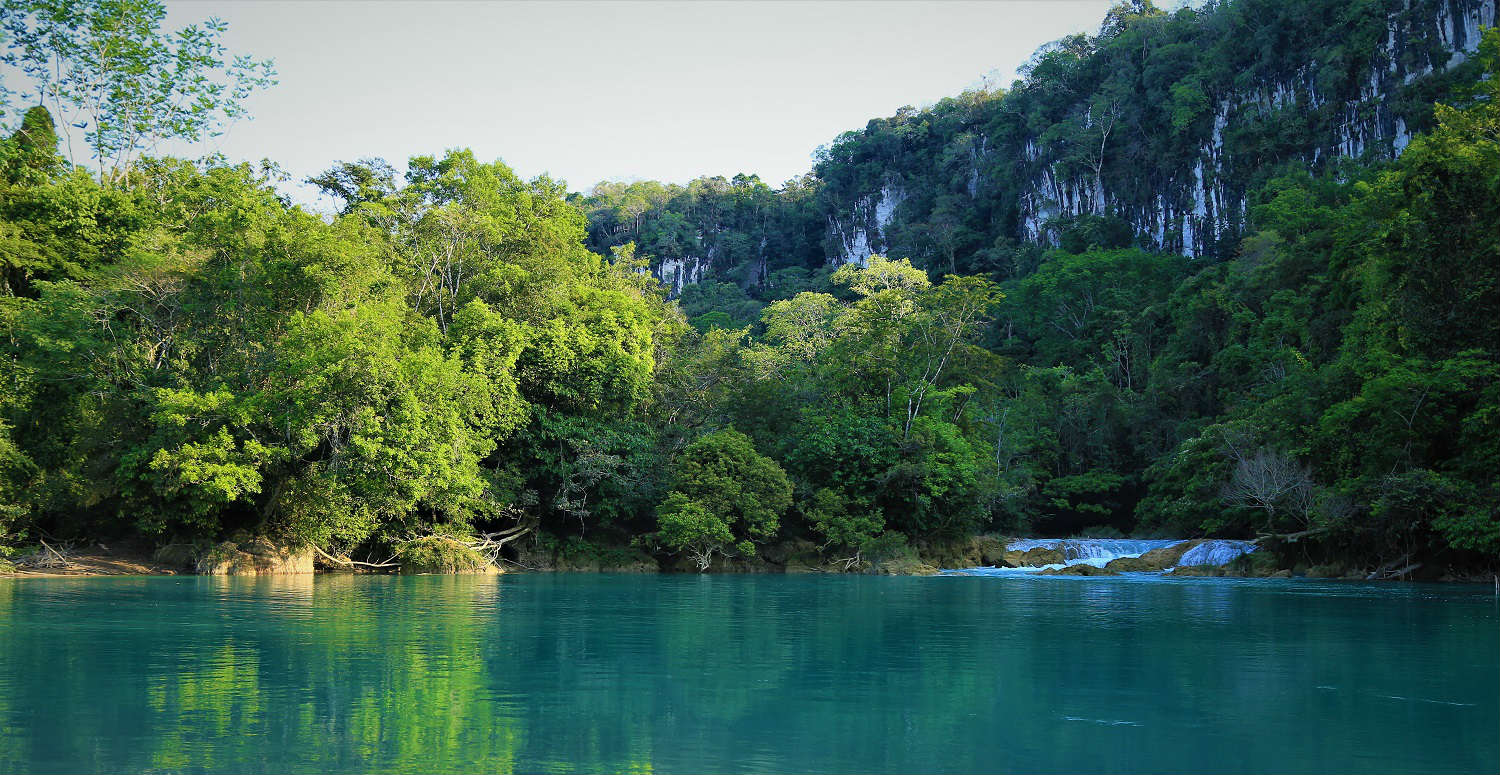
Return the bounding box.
[0,574,1494,774]
[1178,581,1238,623]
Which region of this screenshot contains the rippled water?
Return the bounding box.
[0,574,1495,774]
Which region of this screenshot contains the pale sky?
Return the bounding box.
[157,0,1122,208]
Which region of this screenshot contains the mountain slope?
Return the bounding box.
[583,0,1496,291]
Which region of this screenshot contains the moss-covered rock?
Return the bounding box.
[972,535,1009,566]
[196,538,313,575]
[510,542,556,570]
[393,536,498,574]
[0,557,15,574]
[872,557,940,576]
[916,536,1003,569]
[510,534,661,573]
[152,543,200,571]
[553,538,660,573]
[1004,547,1066,567]
[761,538,824,571]
[1135,539,1204,569]
[595,554,661,573]
[1040,564,1118,576]
[1026,547,1067,566]
[1103,556,1160,573]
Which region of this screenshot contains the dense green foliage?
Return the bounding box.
[1,0,1497,574]
[582,0,1491,278]
[653,428,792,569]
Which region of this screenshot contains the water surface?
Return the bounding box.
[0,573,1494,773]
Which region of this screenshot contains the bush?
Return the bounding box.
[655,428,792,571]
[393,536,491,574]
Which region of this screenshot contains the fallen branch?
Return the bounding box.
[831,554,863,572]
[1385,562,1422,580]
[468,525,533,564]
[313,546,400,569]
[478,523,531,541]
[1257,527,1330,544]
[22,539,75,570]
[1366,554,1419,580]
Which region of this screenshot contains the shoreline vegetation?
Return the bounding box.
[4,533,1491,583]
[3,1,1500,585]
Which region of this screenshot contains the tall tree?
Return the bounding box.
[1,0,275,184]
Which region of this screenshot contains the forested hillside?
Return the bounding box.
[585,0,1495,282]
[2,0,1497,577]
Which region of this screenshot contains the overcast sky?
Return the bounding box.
[159,0,1123,208]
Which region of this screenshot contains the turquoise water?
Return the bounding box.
[0,573,1494,774]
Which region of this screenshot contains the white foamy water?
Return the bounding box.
[944,537,1258,575]
[1177,539,1257,567]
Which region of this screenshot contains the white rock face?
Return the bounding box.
[739,1,1494,282]
[656,255,703,297]
[1004,0,1495,260]
[830,181,906,266]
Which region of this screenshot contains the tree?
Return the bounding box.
[306,158,399,216]
[0,419,34,540]
[1,0,275,184]
[1098,0,1165,39]
[753,291,839,373]
[831,258,1003,440]
[0,104,60,183]
[1220,443,1314,534]
[654,428,791,570]
[1342,28,1500,356]
[655,494,735,572]
[804,487,884,569]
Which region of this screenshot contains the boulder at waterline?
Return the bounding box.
[972,535,1009,566]
[915,534,1009,568]
[1103,556,1161,573]
[1040,564,1119,576]
[152,543,198,571]
[1003,547,1067,567]
[1134,539,1205,569]
[871,557,940,576]
[195,537,313,575]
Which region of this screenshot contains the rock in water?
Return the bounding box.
[1136,539,1206,569]
[1041,564,1119,576]
[1011,547,1066,567]
[1103,556,1160,573]
[972,535,1009,566]
[196,538,313,575]
[873,557,940,576]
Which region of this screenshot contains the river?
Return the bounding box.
[0,573,1494,773]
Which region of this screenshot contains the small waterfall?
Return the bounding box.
[1176,540,1257,567]
[943,537,1260,576]
[1004,538,1185,568]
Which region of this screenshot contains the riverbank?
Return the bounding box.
[0,541,177,578]
[6,533,1493,582]
[0,534,1063,578]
